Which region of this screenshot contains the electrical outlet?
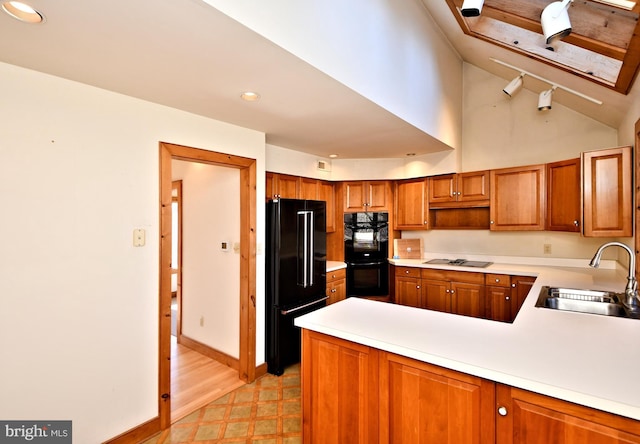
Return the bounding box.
[544,244,552,254]
[133,228,146,247]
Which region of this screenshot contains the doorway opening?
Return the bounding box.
[159,142,257,429]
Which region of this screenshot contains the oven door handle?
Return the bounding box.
[347,261,387,266]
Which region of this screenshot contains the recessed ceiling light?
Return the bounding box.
[2,1,44,23]
[240,91,260,102]
[329,154,338,158]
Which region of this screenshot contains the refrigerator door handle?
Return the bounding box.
[297,210,314,288]
[280,296,328,315]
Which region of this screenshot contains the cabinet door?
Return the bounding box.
[367,181,390,211]
[458,170,490,202]
[379,352,495,444]
[266,172,274,201]
[344,181,366,211]
[299,177,318,200]
[496,384,640,444]
[486,286,513,322]
[318,181,336,233]
[327,279,346,305]
[429,174,456,204]
[421,279,450,312]
[395,277,422,307]
[511,276,535,320]
[395,178,429,229]
[450,282,485,318]
[490,165,545,231]
[302,330,379,444]
[546,158,580,232]
[583,146,632,237]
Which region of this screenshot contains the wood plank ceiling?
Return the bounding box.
[445,0,640,94]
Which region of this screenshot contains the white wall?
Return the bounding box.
[172,161,240,358]
[203,0,463,151]
[462,63,619,171]
[0,62,265,443]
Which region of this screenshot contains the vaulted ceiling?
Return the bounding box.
[0,0,638,159]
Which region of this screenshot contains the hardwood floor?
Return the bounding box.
[171,336,245,423]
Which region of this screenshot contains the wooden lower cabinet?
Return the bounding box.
[379,352,495,444]
[302,331,640,444]
[326,268,346,305]
[394,268,533,323]
[301,330,379,444]
[496,384,640,444]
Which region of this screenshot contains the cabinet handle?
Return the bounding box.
[331,289,337,293]
[446,289,450,293]
[511,283,516,287]
[490,220,494,224]
[498,406,508,416]
[405,270,410,274]
[450,290,455,294]
[416,285,421,289]
[505,296,510,301]
[495,278,500,283]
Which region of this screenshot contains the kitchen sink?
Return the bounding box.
[535,286,638,319]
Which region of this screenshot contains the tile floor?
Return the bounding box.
[142,364,302,444]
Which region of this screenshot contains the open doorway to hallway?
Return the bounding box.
[168,160,244,423]
[159,142,257,429]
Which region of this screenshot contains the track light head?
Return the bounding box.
[538,86,557,111]
[541,0,573,44]
[461,0,484,17]
[503,73,525,97]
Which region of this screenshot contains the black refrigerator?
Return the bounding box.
[266,198,327,376]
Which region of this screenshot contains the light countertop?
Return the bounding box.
[296,257,640,421]
[326,260,347,272]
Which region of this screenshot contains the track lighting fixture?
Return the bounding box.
[541,0,573,44]
[490,58,603,108]
[537,86,557,111]
[460,0,484,17]
[503,73,525,97]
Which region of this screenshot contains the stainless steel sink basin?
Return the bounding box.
[535,286,638,319]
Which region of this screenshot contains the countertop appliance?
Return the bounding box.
[266,198,327,376]
[344,212,389,297]
[423,258,493,268]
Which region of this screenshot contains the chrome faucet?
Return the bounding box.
[589,241,639,311]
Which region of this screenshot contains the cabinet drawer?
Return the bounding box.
[485,273,511,287]
[327,268,346,282]
[396,267,421,278]
[422,268,485,285]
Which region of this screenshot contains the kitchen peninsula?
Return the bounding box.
[295,258,640,443]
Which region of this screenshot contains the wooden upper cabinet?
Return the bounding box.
[490,165,546,231]
[344,180,391,212]
[546,158,581,232]
[299,177,319,200]
[394,178,428,230]
[583,146,632,237]
[429,171,490,207]
[318,180,336,233]
[265,172,299,201]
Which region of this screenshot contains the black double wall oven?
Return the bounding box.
[344,212,389,297]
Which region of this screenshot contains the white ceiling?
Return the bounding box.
[0,0,636,159]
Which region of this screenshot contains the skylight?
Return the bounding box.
[445,0,640,94]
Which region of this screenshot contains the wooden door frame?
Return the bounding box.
[159,142,257,429]
[635,118,640,284]
[171,180,183,340]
